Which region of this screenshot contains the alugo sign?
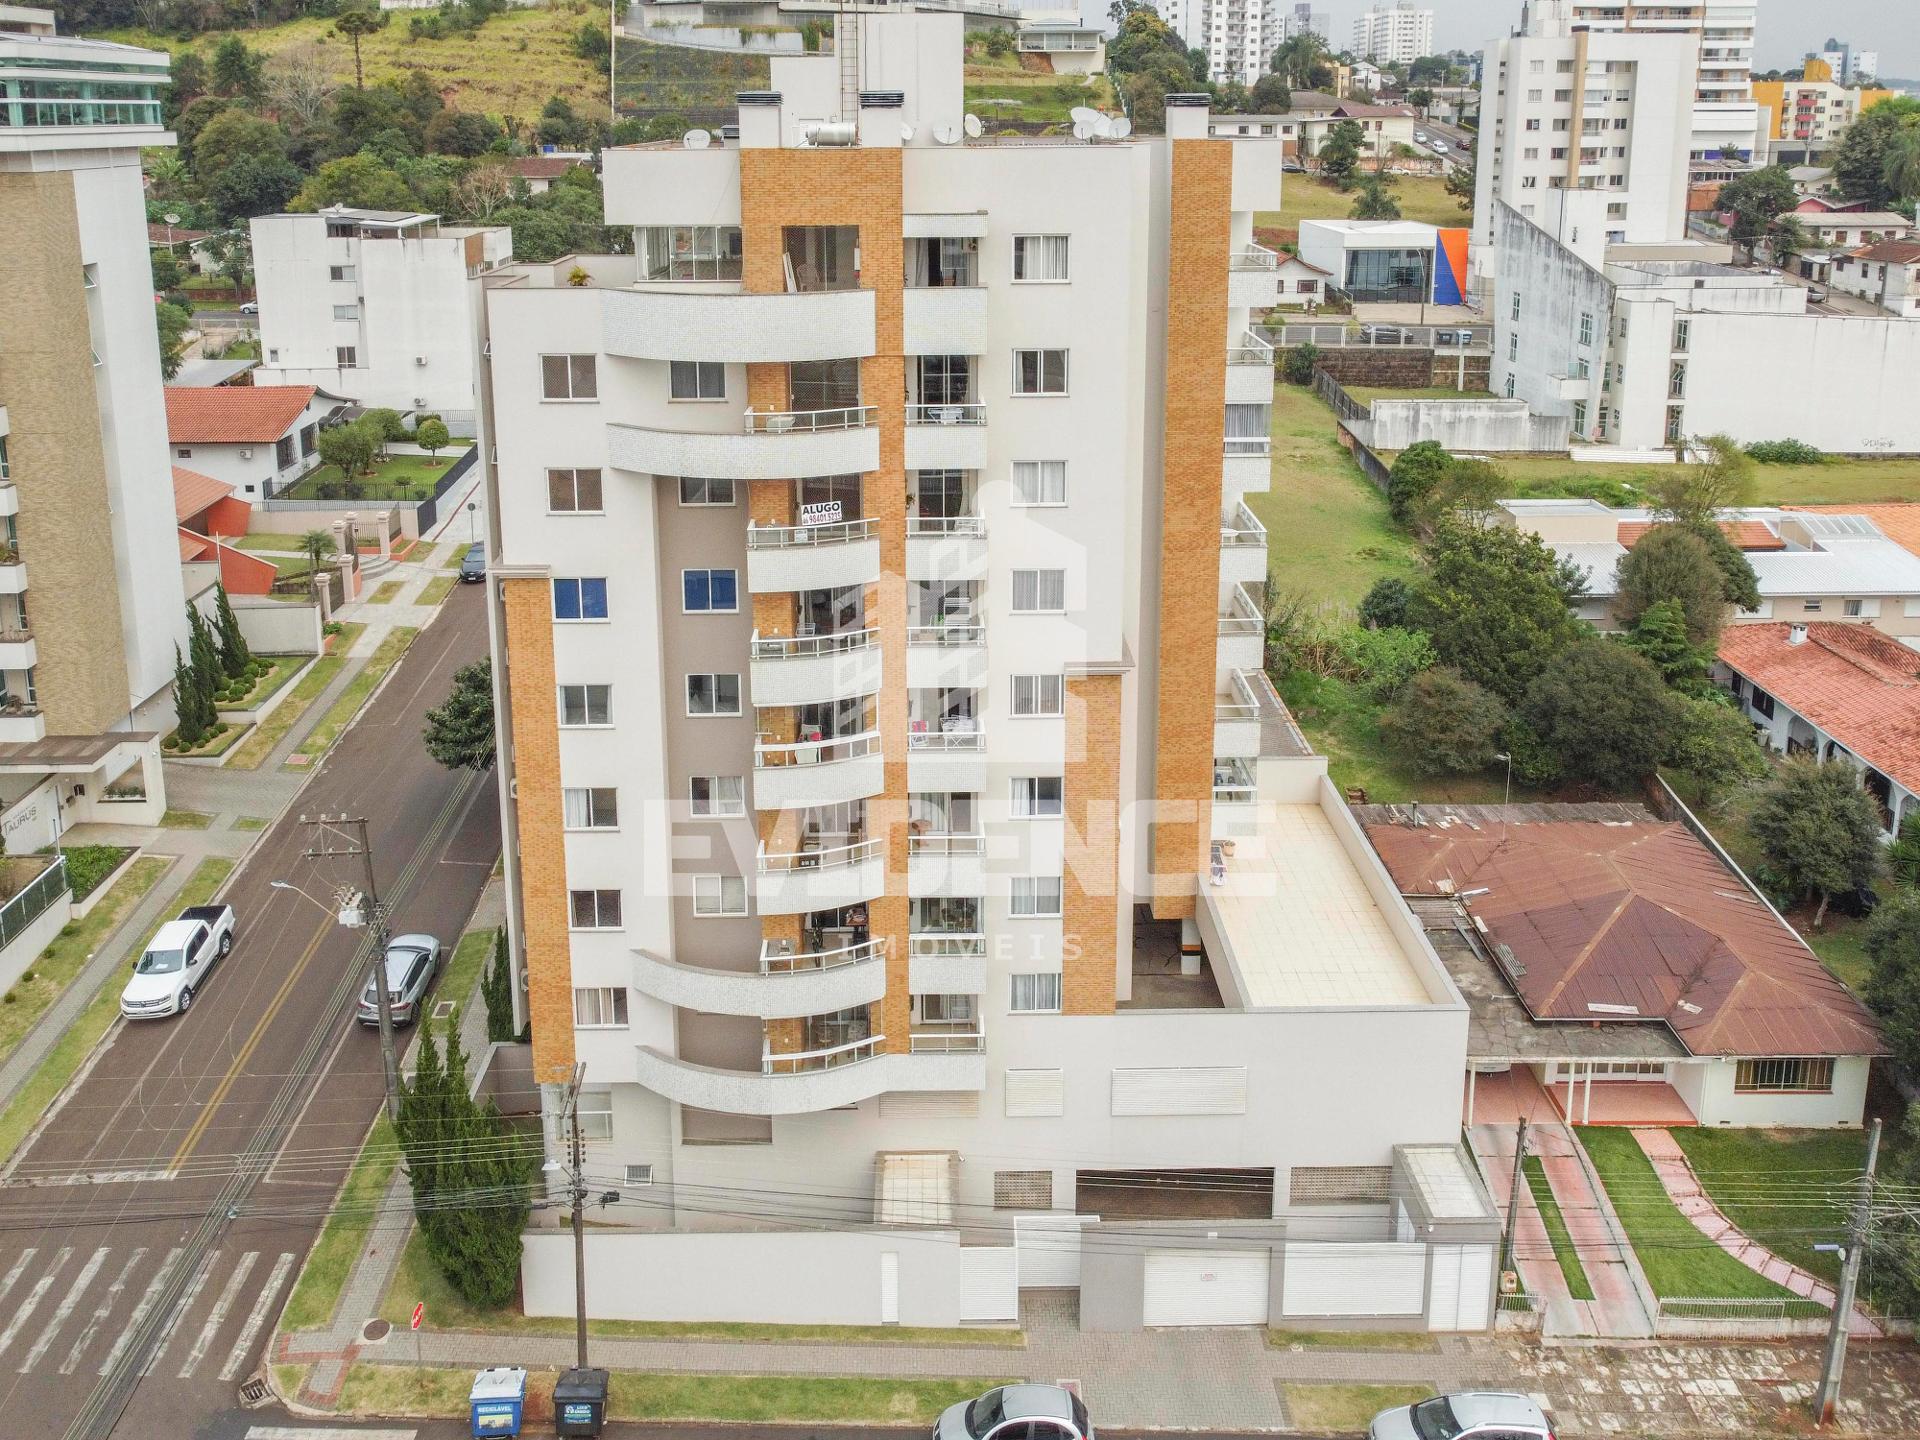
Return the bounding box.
[800,500,842,527]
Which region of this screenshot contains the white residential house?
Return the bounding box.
[479,11,1501,1334]
[164,386,331,500]
[250,208,513,437]
[1828,240,1920,318]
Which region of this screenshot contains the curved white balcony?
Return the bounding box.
[902,287,988,355]
[1214,670,1262,761]
[1220,502,1269,588]
[601,286,876,364]
[904,405,987,471]
[749,627,884,708]
[752,730,885,810]
[755,837,887,914]
[906,723,987,793]
[907,833,988,897]
[609,407,879,481]
[905,623,986,691]
[1217,584,1266,674]
[634,1041,987,1116]
[906,515,989,583]
[631,940,887,1019]
[746,518,882,593]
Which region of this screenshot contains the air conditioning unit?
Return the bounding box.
[238,447,253,460]
[414,355,428,366]
[413,397,428,407]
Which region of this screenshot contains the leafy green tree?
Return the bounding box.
[1664,694,1767,805]
[1519,637,1677,791]
[362,407,406,460]
[318,421,376,480]
[1750,758,1885,927]
[1831,95,1920,208]
[1415,457,1505,531]
[415,418,450,458]
[335,4,387,91]
[1319,119,1365,187]
[189,108,288,184]
[293,153,414,212]
[1271,31,1331,89]
[153,300,190,382]
[213,583,252,680]
[150,245,184,294]
[1359,576,1413,630]
[209,35,266,103]
[423,659,495,772]
[1444,156,1476,211]
[1387,440,1449,525]
[1349,172,1402,220]
[1863,894,1920,1076]
[210,153,304,224]
[1714,165,1796,261]
[1380,667,1509,775]
[167,50,208,123]
[483,927,515,1042]
[1281,340,1320,386]
[1249,74,1291,112]
[170,645,205,747]
[173,95,236,172]
[424,109,498,157]
[1615,524,1729,647]
[1647,434,1753,525]
[1411,520,1585,703]
[1889,811,1920,889]
[1621,598,1708,691]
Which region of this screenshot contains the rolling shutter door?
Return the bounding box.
[1142,1250,1269,1326]
[1428,1244,1494,1331]
[958,1246,1018,1321]
[1281,1242,1426,1318]
[1015,1214,1085,1289]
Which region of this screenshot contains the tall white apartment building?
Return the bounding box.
[1161,0,1277,88]
[1471,4,1698,288]
[480,11,1492,1332]
[0,6,182,820]
[250,208,513,436]
[1289,2,1329,42]
[1351,3,1434,65]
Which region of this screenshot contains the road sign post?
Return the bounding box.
[412,1301,424,1380]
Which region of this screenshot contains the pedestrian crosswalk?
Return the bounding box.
[0,1242,295,1383]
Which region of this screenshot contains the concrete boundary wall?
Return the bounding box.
[1363,398,1571,452]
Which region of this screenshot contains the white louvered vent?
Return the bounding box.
[1004,1068,1065,1117]
[1111,1066,1247,1117]
[881,1090,981,1119]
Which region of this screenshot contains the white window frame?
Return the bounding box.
[681,568,740,615]
[576,1087,613,1140]
[668,359,726,402]
[1010,972,1063,1012]
[547,467,604,515]
[686,673,742,716]
[1011,569,1067,614]
[1010,674,1064,718]
[1011,234,1071,283]
[563,787,619,830]
[1011,349,1068,397]
[624,1163,654,1186]
[573,986,629,1028]
[1011,460,1067,507]
[569,888,623,929]
[332,303,359,321]
[689,775,746,817]
[541,353,598,402]
[557,683,613,727]
[678,476,736,507]
[693,874,748,916]
[1010,876,1064,917]
[1011,776,1064,819]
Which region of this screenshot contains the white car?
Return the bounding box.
[1369,1392,1554,1440]
[1432,139,1450,153]
[238,300,259,315]
[121,904,236,1018]
[1415,129,1428,141]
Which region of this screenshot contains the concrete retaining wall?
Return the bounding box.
[232,597,323,656]
[1364,398,1571,453]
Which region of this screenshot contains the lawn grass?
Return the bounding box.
[1347,385,1495,404]
[159,809,213,829]
[1523,1156,1596,1301]
[0,855,167,1068]
[1577,1126,1819,1307]
[58,844,135,904]
[0,857,230,1164]
[231,816,269,832]
[90,7,607,118]
[217,653,303,712]
[441,543,469,570]
[368,580,404,605]
[1281,1383,1433,1432]
[1491,451,1920,507]
[1666,1128,1868,1289]
[433,928,495,1022]
[271,555,314,582]
[226,629,365,771]
[415,575,457,607]
[289,626,418,764]
[1259,173,1468,232]
[337,1364,1016,1423]
[162,720,250,759]
[1242,383,1416,611]
[281,455,453,504]
[963,73,1116,127]
[1266,1328,1436,1351]
[232,532,309,554]
[279,1112,400,1333]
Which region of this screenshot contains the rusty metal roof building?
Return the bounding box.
[1361,806,1885,1060]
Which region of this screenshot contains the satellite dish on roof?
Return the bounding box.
[683,129,711,149]
[901,121,917,143]
[933,124,960,145]
[1110,116,1133,139]
[1071,120,1092,140]
[1070,106,1104,132]
[963,112,983,138]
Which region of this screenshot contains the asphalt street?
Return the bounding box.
[0,583,498,1440]
[202,1417,1344,1440]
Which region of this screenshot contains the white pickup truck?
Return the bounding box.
[120,903,236,1019]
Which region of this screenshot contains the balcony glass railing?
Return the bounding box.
[1221,502,1268,547]
[1227,330,1275,366]
[760,936,886,974]
[754,730,881,769]
[907,621,985,646]
[908,832,985,856]
[750,627,877,660]
[763,1034,882,1074]
[747,518,876,548]
[757,837,883,873]
[743,405,876,434]
[907,723,985,751]
[910,932,987,957]
[909,515,984,537]
[1218,585,1264,637]
[1230,243,1282,272]
[1215,669,1260,721]
[907,402,985,426]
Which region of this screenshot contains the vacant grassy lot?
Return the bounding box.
[1524,1156,1596,1301]
[1578,1126,1821,1308]
[1258,173,1467,233]
[1667,1128,1871,1289]
[92,5,608,118]
[1494,452,1920,507]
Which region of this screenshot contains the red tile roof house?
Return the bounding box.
[506,155,590,195]
[163,385,331,501]
[1362,805,1885,1130]
[173,467,276,597]
[1716,621,1920,841]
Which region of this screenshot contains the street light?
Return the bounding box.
[1494,751,1513,807]
[163,211,180,250]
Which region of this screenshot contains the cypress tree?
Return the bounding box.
[213,583,252,679]
[171,644,204,746]
[483,928,514,1042]
[187,605,222,730]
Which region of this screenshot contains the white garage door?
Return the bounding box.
[1428,1244,1494,1331]
[1142,1250,1269,1327]
[1015,1215,1084,1289]
[959,1246,1018,1322]
[1282,1242,1426,1318]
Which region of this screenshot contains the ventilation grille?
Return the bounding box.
[1288,1165,1393,1206]
[993,1170,1054,1210]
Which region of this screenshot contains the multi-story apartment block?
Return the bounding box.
[1351,3,1434,66]
[250,208,513,436]
[480,11,1494,1332]
[1162,0,1277,88]
[1819,38,1878,86]
[0,6,183,822]
[1472,3,1698,285]
[1288,2,1329,42]
[1752,60,1894,164]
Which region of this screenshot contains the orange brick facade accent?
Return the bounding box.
[1150,139,1232,920]
[1063,672,1122,1015]
[739,146,911,1053]
[502,577,576,1083]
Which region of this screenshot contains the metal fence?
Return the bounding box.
[1314,368,1369,426]
[0,855,68,951]
[1655,1296,1829,1322]
[1267,323,1491,349]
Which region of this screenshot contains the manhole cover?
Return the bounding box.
[361,1318,391,1342]
[432,1000,455,1020]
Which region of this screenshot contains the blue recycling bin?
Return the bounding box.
[469,1366,527,1437]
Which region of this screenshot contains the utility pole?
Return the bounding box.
[563,1063,588,1370]
[1500,1116,1529,1280]
[302,814,400,1122]
[1815,1116,1881,1426]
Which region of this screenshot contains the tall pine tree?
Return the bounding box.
[170,644,204,746]
[213,583,252,679]
[187,604,222,731]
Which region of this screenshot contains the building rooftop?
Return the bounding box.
[1786,502,1920,561]
[170,356,258,389]
[1300,218,1439,240]
[1205,801,1442,1009]
[1849,239,1920,265]
[1796,212,1916,230]
[1718,621,1920,797]
[171,466,233,522]
[1361,805,1886,1060]
[164,385,316,444]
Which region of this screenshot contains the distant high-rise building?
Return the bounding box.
[1351,3,1433,65]
[1818,39,1879,86]
[1162,0,1281,87]
[1291,3,1329,41]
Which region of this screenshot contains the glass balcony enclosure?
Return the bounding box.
[636,224,743,282]
[784,226,859,292]
[906,236,978,287]
[790,358,861,413]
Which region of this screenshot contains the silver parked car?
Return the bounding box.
[935,1386,1092,1440]
[358,933,442,1027]
[1369,1392,1554,1440]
